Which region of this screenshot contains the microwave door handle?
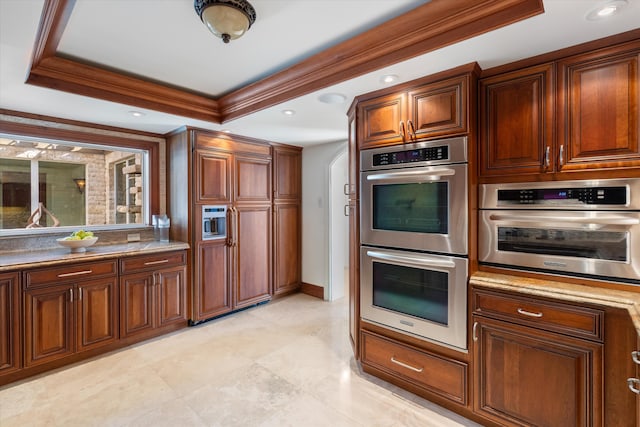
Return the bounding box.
[366,168,456,183]
[488,214,640,227]
[366,250,456,269]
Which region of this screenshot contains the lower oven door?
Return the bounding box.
[479,210,640,283]
[360,246,468,351]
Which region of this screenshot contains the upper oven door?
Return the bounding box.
[479,210,640,283]
[360,163,467,255]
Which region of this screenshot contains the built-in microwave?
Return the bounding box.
[479,179,640,284]
[360,137,468,255]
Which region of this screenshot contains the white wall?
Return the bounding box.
[329,151,349,300]
[301,140,347,297]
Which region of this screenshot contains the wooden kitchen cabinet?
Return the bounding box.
[557,43,640,171]
[194,239,232,320]
[358,68,476,149]
[472,288,604,427]
[272,145,302,296]
[479,63,554,177]
[195,149,232,204]
[119,251,187,339]
[0,272,20,377]
[479,39,640,178]
[23,260,118,367]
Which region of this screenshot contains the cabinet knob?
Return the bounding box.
[472,321,479,342]
[632,351,640,365]
[627,378,640,394]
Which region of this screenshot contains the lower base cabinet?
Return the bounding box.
[360,330,467,405]
[0,272,20,377]
[472,288,604,427]
[119,251,187,339]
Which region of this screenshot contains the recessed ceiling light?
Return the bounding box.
[380,74,399,84]
[281,109,296,116]
[129,111,146,117]
[586,0,627,20]
[221,129,232,133]
[318,93,347,104]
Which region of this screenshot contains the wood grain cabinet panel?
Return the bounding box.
[273,203,301,296]
[157,266,187,328]
[194,240,231,321]
[557,47,640,171]
[77,278,118,352]
[479,64,554,176]
[0,272,20,376]
[195,149,232,204]
[119,272,154,338]
[234,155,271,203]
[473,317,602,427]
[358,93,406,148]
[273,147,301,200]
[408,76,468,140]
[234,205,271,308]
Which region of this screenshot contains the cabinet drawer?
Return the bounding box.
[361,331,467,404]
[24,260,117,289]
[119,251,186,275]
[472,288,603,341]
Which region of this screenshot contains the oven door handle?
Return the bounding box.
[366,167,456,183]
[366,250,456,269]
[488,214,640,227]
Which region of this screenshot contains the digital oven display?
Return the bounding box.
[542,190,569,200]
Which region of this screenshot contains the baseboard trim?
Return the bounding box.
[301,282,324,299]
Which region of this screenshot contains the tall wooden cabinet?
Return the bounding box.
[272,145,302,296]
[168,129,276,323]
[479,38,640,178]
[0,272,20,377]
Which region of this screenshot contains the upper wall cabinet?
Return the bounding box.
[357,68,476,150]
[479,63,554,177]
[273,146,302,201]
[557,46,640,171]
[479,40,640,178]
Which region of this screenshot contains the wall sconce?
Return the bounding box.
[73,178,86,194]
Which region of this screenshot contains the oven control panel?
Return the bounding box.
[498,186,627,205]
[373,146,449,166]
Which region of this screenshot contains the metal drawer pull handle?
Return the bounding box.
[58,270,92,278]
[544,146,550,168]
[473,321,479,342]
[390,356,423,373]
[627,378,640,394]
[343,183,350,195]
[517,308,543,318]
[632,351,640,365]
[144,259,169,266]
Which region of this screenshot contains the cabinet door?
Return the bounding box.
[0,272,20,375]
[557,48,640,171]
[408,76,468,140]
[195,149,232,203]
[157,266,187,328]
[273,148,301,201]
[234,205,272,308]
[358,93,406,149]
[273,202,301,296]
[234,155,271,203]
[474,316,603,427]
[24,285,74,367]
[194,240,232,321]
[119,272,155,338]
[77,278,118,352]
[479,64,554,176]
[348,200,360,359]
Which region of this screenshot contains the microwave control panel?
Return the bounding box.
[498,186,627,205]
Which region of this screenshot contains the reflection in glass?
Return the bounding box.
[0,137,147,230]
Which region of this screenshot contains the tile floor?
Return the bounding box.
[0,293,480,427]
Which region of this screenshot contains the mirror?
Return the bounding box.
[0,136,149,231]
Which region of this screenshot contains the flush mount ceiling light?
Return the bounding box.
[194,0,257,44]
[586,0,627,20]
[318,93,347,104]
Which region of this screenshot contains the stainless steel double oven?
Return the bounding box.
[360,137,468,351]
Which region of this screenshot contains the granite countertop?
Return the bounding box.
[0,241,190,272]
[470,271,640,336]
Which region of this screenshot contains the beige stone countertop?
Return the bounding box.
[470,271,640,336]
[0,241,190,272]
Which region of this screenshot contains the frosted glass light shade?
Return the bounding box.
[202,5,250,43]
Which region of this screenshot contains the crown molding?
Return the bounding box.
[26,0,544,124]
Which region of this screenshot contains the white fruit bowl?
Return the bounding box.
[56,237,98,253]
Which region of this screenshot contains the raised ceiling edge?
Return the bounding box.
[26,0,544,125]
